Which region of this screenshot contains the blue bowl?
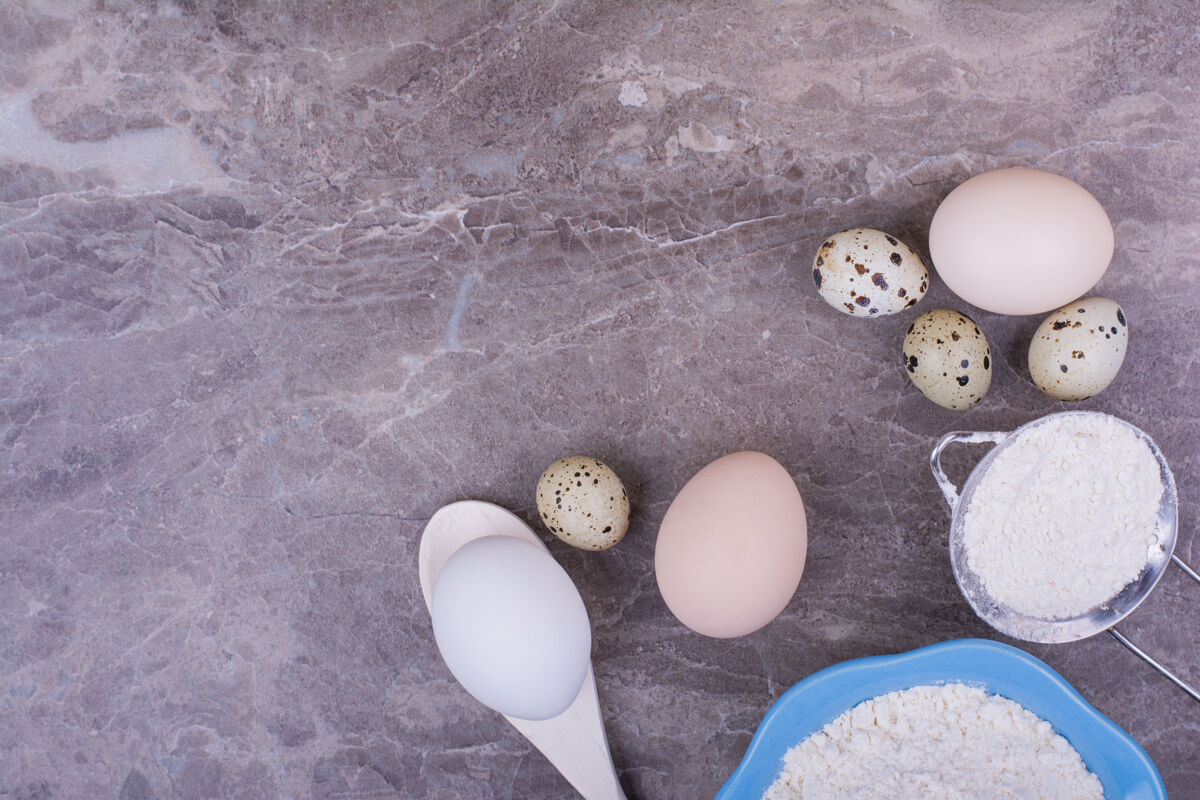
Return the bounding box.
[715,638,1164,800]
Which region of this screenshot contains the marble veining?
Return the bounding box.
[2,2,1199,798]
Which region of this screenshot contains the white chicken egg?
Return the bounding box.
[430,535,592,721]
[1028,298,1128,401]
[812,228,928,317]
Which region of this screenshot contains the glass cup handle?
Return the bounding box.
[929,430,1010,515]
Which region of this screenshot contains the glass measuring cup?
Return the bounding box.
[930,410,1200,703]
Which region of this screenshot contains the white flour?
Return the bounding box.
[961,413,1163,620]
[761,684,1102,800]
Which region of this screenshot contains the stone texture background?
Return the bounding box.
[3,1,1199,798]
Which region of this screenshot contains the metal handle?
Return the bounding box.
[1171,553,1200,584]
[929,430,1010,513]
[1110,555,1200,705]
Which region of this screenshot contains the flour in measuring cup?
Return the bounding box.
[761,683,1102,800]
[962,413,1163,620]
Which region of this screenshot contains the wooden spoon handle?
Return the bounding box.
[506,665,627,800]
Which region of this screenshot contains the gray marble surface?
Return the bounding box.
[3,2,1199,798]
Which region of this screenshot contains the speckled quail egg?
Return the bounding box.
[1028,297,1128,401]
[903,309,993,410]
[813,228,929,317]
[536,456,630,551]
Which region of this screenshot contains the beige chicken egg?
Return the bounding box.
[1028,298,1128,401]
[536,456,629,550]
[903,309,993,410]
[655,451,807,638]
[812,228,928,317]
[928,168,1114,315]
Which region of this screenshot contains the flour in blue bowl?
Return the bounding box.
[762,683,1102,800]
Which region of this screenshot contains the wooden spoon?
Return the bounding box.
[418,500,628,800]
